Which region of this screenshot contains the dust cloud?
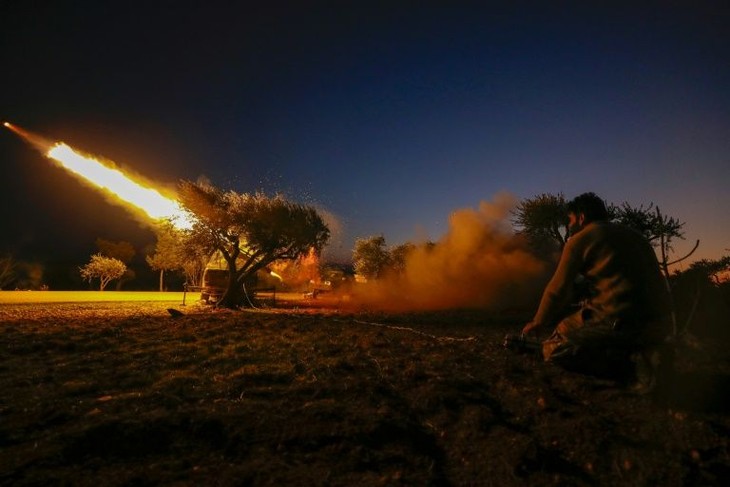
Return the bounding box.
[348,192,550,312]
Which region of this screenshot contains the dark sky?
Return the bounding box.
[1,1,728,272]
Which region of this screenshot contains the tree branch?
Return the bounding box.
[667,239,700,266]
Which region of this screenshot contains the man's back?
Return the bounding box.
[569,221,672,332]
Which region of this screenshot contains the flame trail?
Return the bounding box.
[4,122,192,229]
[4,122,286,282]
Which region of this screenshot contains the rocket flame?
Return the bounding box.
[4,122,193,229]
[46,143,193,229]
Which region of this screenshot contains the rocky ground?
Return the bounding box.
[1,299,728,486]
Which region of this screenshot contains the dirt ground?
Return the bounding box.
[1,298,728,486]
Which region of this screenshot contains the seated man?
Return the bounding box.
[520,192,674,390]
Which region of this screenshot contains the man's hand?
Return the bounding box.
[522,321,540,336]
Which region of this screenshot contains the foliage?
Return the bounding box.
[0,256,48,290]
[79,254,127,291]
[146,220,210,288]
[511,193,568,254]
[95,238,136,263]
[613,202,698,278]
[353,235,392,280]
[671,255,730,339]
[95,238,137,290]
[177,181,330,307]
[613,203,680,245]
[685,255,730,285]
[146,221,188,291]
[352,237,423,280]
[14,261,45,290]
[178,235,210,288]
[146,222,179,291]
[390,242,417,275]
[0,254,16,289]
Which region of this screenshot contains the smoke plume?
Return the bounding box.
[349,192,550,312]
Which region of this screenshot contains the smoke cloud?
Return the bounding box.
[348,192,550,312]
[317,207,347,262]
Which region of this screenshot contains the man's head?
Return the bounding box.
[566,192,609,235]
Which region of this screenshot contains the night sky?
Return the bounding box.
[1,2,728,284]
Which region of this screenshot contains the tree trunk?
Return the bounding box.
[159,269,165,292]
[219,265,243,308]
[220,286,244,308]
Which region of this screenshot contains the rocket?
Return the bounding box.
[3,121,54,152]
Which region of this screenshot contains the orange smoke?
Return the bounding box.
[270,247,322,290]
[349,193,549,312]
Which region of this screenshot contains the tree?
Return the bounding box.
[79,254,127,291]
[671,255,730,339]
[353,235,391,281]
[0,254,16,289]
[511,193,568,253]
[390,242,417,275]
[15,261,44,290]
[614,203,698,279]
[146,221,185,291]
[177,181,330,308]
[178,235,209,288]
[96,238,136,290]
[685,255,730,285]
[146,221,211,290]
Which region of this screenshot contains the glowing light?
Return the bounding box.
[46,143,193,229]
[269,271,284,281]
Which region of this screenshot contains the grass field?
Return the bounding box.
[0,290,187,304]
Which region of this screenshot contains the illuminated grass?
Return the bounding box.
[0,290,186,304]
